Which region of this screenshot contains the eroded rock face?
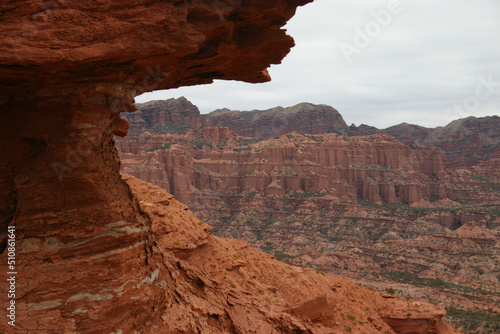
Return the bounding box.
[1,0,311,92]
[126,97,499,168]
[0,0,314,332]
[0,1,462,332]
[352,116,500,168]
[118,127,450,206]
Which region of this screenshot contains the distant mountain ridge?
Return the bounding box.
[205,102,350,138]
[352,116,500,168]
[125,97,500,167]
[129,97,350,137]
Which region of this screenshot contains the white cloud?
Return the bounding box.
[136,0,500,128]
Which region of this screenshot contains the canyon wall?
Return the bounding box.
[126,97,500,167]
[360,117,500,168]
[0,0,473,331]
[118,127,451,206]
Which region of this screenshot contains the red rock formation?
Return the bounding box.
[125,99,351,138]
[204,102,351,138]
[127,97,499,168]
[352,116,500,168]
[123,174,458,334]
[119,130,451,206]
[0,0,319,332]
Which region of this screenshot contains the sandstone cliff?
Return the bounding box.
[118,127,451,206]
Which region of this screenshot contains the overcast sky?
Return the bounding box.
[136,0,500,128]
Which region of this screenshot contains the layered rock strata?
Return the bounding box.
[0,0,327,332]
[353,117,500,168]
[121,174,457,334]
[125,98,500,167]
[118,127,450,206]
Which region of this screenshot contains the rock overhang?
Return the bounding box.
[0,0,313,98]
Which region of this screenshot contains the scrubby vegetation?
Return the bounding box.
[358,198,500,216]
[445,307,500,334]
[145,144,171,152]
[380,271,496,297]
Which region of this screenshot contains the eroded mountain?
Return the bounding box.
[125,98,499,167]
